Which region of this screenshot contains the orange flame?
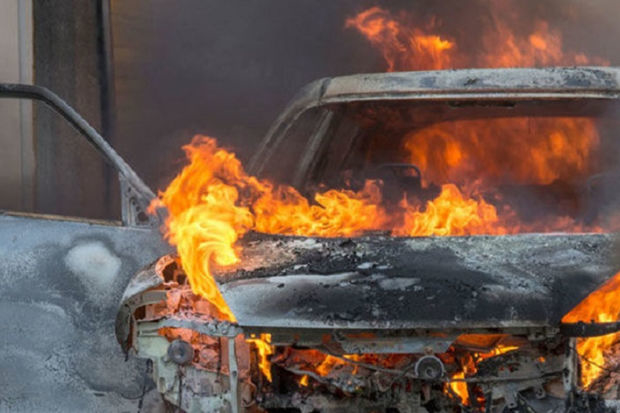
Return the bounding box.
[247,333,274,382]
[345,7,455,71]
[153,138,254,321]
[252,180,387,237]
[449,372,469,405]
[403,118,599,188]
[448,344,519,405]
[347,7,604,235]
[154,136,603,318]
[346,6,608,71]
[153,8,613,391]
[563,271,620,388]
[395,184,505,237]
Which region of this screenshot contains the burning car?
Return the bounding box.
[115,67,620,412]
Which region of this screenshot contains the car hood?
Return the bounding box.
[214,232,617,331]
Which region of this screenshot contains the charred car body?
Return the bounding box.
[2,67,620,412]
[115,67,620,412]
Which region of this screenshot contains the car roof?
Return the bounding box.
[249,66,620,176]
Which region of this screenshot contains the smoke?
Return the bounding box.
[112,0,620,191]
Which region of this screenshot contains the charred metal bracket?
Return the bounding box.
[116,255,243,411]
[135,320,240,412]
[0,83,160,227]
[141,315,243,339]
[560,321,620,337]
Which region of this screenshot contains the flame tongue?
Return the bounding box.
[345,6,455,71]
[156,138,255,320]
[345,6,609,71]
[155,132,602,320]
[562,271,620,388]
[395,183,504,237]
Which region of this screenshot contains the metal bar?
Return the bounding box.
[292,108,334,189]
[96,0,117,218]
[0,83,155,202]
[563,338,579,393]
[227,338,239,413]
[560,321,620,337]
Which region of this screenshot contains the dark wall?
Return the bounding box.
[111,0,385,191]
[34,0,117,220]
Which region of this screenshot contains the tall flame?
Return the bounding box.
[153,138,254,321]
[247,333,274,381]
[562,271,620,388]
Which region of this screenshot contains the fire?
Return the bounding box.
[155,134,604,319]
[448,344,519,405]
[252,180,386,237]
[347,6,603,235]
[151,139,254,321]
[402,118,599,188]
[485,344,520,357]
[152,5,610,320]
[449,372,469,405]
[154,136,519,317]
[247,333,274,382]
[345,6,608,71]
[151,4,617,395]
[562,271,620,388]
[344,7,455,71]
[395,184,504,237]
[316,354,349,377]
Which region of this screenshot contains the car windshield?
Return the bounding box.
[273,98,620,234]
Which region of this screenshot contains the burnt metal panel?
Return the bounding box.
[320,67,620,102]
[216,233,617,331]
[0,213,171,411]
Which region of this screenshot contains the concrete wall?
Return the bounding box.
[0,0,33,212]
[33,0,118,220]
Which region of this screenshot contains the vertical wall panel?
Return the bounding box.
[0,0,33,212]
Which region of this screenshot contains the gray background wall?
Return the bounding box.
[0,0,33,212]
